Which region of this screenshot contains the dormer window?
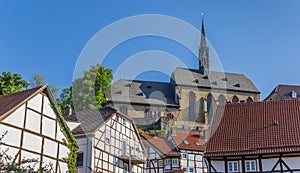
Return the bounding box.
[183,140,189,145]
[291,91,297,98]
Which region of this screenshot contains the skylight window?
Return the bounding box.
[183,140,189,145]
[195,142,200,146]
[291,91,297,98]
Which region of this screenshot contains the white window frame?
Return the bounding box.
[164,159,170,166]
[172,158,179,166]
[228,161,239,172]
[158,160,163,167]
[182,153,187,159]
[245,160,256,172]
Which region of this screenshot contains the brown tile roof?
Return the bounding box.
[264,84,300,101]
[171,132,206,151]
[0,86,43,118]
[141,134,180,157]
[205,100,300,157]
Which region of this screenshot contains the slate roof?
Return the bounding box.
[171,132,206,152]
[64,107,117,136]
[205,100,300,157]
[141,134,180,157]
[106,79,178,107]
[0,86,43,118]
[264,84,300,101]
[172,68,259,93]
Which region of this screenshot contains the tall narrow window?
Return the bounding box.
[198,97,205,123]
[120,106,128,115]
[207,94,214,124]
[232,96,239,103]
[76,152,84,167]
[122,140,127,155]
[188,92,196,121]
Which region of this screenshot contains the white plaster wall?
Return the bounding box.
[0,124,21,147]
[43,96,56,119]
[262,158,278,171]
[211,160,224,172]
[56,125,66,143]
[43,138,58,157]
[26,109,41,133]
[23,132,42,153]
[2,104,25,128]
[27,93,42,112]
[42,116,56,138]
[283,157,300,169]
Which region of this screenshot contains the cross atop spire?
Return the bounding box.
[199,15,210,75]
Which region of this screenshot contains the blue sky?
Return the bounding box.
[1,1,300,99]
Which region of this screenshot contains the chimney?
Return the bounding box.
[65,105,73,116]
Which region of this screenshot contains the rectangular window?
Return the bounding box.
[165,159,170,166]
[182,153,187,159]
[105,131,110,144]
[245,160,256,172]
[122,140,127,155]
[159,160,163,167]
[76,152,83,167]
[172,158,179,166]
[189,167,194,172]
[124,163,129,173]
[228,161,239,172]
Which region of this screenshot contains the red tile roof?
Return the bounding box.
[141,134,180,157]
[205,100,300,157]
[0,86,43,118]
[171,132,206,151]
[166,169,185,173]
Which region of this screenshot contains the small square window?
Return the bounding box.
[189,167,194,172]
[172,159,178,166]
[228,161,239,172]
[182,153,187,159]
[245,160,256,172]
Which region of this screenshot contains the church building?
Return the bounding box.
[106,18,260,133]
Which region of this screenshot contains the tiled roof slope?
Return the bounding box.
[205,100,300,157]
[106,79,178,107]
[171,132,206,151]
[141,134,180,157]
[64,107,116,136]
[172,68,259,93]
[0,86,43,117]
[264,84,300,101]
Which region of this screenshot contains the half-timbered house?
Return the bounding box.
[0,85,75,172]
[64,107,147,173]
[141,134,183,173]
[168,132,207,173]
[205,100,300,173]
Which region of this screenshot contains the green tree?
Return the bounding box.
[70,64,113,112]
[30,73,59,98]
[58,87,73,114]
[0,72,29,96]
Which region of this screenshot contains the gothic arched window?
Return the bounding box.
[232,95,239,103]
[247,97,253,103]
[188,92,196,121]
[218,95,226,105]
[207,94,214,124]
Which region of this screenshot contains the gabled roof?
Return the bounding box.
[0,86,43,118]
[106,79,179,107]
[64,107,116,136]
[141,134,180,157]
[264,84,300,101]
[171,132,206,152]
[205,100,300,157]
[172,68,259,93]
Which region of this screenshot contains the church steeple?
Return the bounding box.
[199,16,210,75]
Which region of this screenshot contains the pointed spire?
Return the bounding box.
[199,14,209,75]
